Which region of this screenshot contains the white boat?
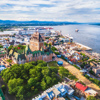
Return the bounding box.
[75,29,79,32]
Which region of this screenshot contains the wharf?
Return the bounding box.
[75,42,92,51]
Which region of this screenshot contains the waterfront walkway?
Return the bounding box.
[56,58,100,95]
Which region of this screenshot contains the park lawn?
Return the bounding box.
[47,61,58,68]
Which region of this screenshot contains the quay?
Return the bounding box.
[75,42,92,51]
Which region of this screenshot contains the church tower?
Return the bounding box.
[30,31,44,51]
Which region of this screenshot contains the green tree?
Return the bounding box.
[44,42,48,47]
[16,86,24,100]
[28,78,36,88]
[13,46,18,51]
[42,68,50,77]
[34,89,38,94]
[52,78,58,84]
[58,67,67,78]
[7,59,12,63]
[1,85,6,94]
[0,45,3,48]
[49,43,51,47]
[46,76,52,85]
[51,72,57,78]
[29,61,37,65]
[41,80,47,90]
[86,96,97,100]
[8,78,23,94]
[29,69,37,78]
[1,60,60,99]
[1,68,12,83]
[8,45,13,51]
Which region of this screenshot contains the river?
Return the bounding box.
[53,24,100,53]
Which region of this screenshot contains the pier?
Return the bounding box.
[75,42,92,51]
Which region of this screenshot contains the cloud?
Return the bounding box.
[0,0,100,22]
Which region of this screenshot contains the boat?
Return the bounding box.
[75,29,79,32]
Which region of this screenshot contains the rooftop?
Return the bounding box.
[85,88,98,96]
[30,31,44,42]
[32,82,74,100]
[75,82,88,92]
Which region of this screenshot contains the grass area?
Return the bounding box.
[48,61,78,81]
[47,61,58,68]
[68,75,78,81]
[51,47,60,55]
[73,64,81,70]
[84,75,100,87]
[59,66,78,81]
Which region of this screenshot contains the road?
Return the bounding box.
[56,57,100,95]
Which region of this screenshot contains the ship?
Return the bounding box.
[75,29,79,32]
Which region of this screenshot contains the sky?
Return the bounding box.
[0,0,100,22]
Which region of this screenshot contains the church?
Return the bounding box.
[7,32,53,64]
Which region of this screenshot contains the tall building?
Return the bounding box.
[30,31,44,51]
[6,31,53,65]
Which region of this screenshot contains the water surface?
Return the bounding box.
[53,25,100,53]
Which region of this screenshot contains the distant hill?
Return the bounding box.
[88,22,100,26]
[0,20,81,26]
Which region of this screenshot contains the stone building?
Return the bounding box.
[92,65,100,74]
[30,31,44,51]
[6,32,53,64]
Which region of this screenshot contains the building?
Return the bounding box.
[85,88,98,97]
[92,65,100,74]
[30,31,44,51]
[90,61,98,67]
[32,82,74,100]
[75,82,98,97]
[6,32,53,64]
[0,48,6,57]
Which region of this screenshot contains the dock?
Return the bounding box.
[75,42,92,51]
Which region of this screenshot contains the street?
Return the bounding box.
[55,57,100,95]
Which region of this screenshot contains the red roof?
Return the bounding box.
[75,82,88,92]
[17,47,20,49]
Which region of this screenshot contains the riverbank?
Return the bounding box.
[75,42,92,51]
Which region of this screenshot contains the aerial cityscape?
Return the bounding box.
[0,0,100,100]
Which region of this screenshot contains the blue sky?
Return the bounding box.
[0,0,100,22]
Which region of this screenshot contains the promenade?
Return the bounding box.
[56,57,100,95]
